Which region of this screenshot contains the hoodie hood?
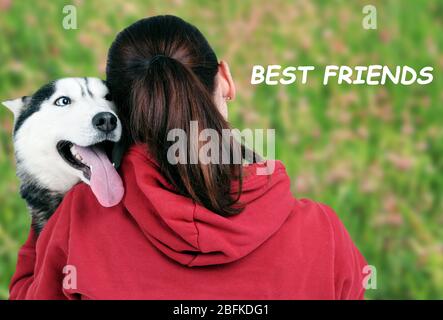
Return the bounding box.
[120,144,295,267]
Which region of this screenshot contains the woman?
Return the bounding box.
[10,15,367,299]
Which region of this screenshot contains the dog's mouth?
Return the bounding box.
[56,140,124,207]
[57,141,97,180]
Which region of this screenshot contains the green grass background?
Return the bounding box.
[1,0,442,299]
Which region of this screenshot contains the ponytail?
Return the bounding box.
[130,55,244,215]
[106,15,256,216]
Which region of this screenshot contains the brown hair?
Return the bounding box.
[106,15,255,216]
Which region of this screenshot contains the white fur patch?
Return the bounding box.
[11,77,122,192]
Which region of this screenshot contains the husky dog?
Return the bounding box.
[3,77,124,234]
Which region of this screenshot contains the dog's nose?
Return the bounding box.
[92,112,118,133]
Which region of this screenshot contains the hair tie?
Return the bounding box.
[149,54,169,64]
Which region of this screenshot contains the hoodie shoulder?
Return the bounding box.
[292,199,337,237]
[292,199,364,260]
[292,199,354,241]
[60,182,124,227]
[292,199,367,299]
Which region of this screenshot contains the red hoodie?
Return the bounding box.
[9,144,367,300]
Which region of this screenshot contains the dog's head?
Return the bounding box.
[3,77,123,203]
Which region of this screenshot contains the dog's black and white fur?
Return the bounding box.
[3,77,122,233]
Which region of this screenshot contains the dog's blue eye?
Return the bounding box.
[54,96,71,106]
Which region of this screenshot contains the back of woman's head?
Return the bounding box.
[106,15,248,216]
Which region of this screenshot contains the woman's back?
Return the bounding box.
[10,145,366,299]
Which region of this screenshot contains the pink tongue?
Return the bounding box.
[74,145,124,207]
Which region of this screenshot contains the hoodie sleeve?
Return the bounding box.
[9,191,73,300]
[318,203,368,300]
[8,226,38,300]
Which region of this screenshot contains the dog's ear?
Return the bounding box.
[2,96,30,118]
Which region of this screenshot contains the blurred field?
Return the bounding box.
[1,0,443,299]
